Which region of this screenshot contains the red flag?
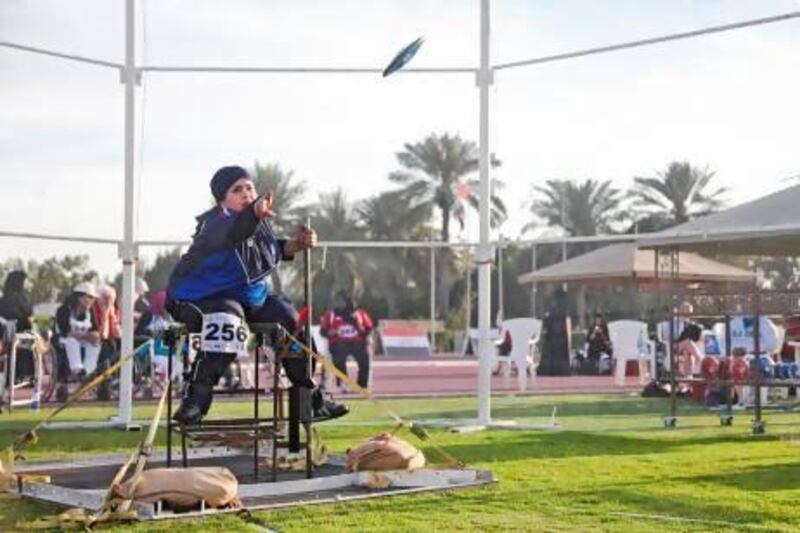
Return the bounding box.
[456,181,470,200]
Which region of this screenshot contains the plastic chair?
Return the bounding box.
[493,318,542,391]
[714,316,781,356]
[608,320,655,387]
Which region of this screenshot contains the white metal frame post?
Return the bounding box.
[476,0,493,427]
[116,0,138,427]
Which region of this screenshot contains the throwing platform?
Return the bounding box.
[13,449,494,521]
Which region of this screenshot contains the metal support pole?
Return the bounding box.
[476,0,493,426]
[465,250,473,331]
[304,224,313,479]
[430,243,436,350]
[254,338,260,480]
[117,0,137,427]
[753,284,764,433]
[530,245,538,316]
[497,236,504,325]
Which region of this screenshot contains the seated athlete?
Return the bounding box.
[54,282,102,378]
[166,165,348,425]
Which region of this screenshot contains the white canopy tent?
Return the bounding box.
[638,184,800,256]
[3,3,800,429]
[517,242,754,286]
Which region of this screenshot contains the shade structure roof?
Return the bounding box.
[636,184,800,256]
[517,242,753,285]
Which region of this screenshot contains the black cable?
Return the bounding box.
[495,10,800,71]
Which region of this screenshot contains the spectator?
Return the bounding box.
[586,312,612,374]
[135,290,171,338]
[0,316,14,362]
[321,292,374,390]
[92,285,121,343]
[0,270,33,332]
[134,277,150,323]
[676,323,703,394]
[54,282,101,378]
[539,289,571,376]
[0,271,35,383]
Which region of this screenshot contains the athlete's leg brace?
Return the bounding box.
[169,298,242,419]
[246,293,317,388]
[247,293,349,423]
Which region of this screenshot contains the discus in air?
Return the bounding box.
[382,37,424,77]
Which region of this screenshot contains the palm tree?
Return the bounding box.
[356,191,431,317]
[389,133,507,242]
[526,178,622,236]
[250,161,308,234]
[356,190,431,241]
[526,178,623,328]
[632,161,727,227]
[305,188,364,310]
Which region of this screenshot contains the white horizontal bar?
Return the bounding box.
[0,41,123,69]
[512,234,637,246]
[140,66,474,75]
[0,231,119,245]
[0,231,641,249]
[495,10,800,71]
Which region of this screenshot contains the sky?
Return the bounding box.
[1,0,800,278]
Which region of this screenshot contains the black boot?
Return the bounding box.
[310,388,349,423]
[172,401,203,425]
[173,383,213,425]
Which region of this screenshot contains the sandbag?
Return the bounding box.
[346,433,425,472]
[115,467,239,509]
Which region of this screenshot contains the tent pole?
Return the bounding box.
[430,242,436,350]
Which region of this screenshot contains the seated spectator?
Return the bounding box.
[134,277,150,324]
[91,285,122,385]
[135,290,171,338]
[0,270,36,382]
[586,312,612,373]
[55,282,101,378]
[0,316,13,407]
[0,316,14,362]
[0,270,33,332]
[92,285,121,344]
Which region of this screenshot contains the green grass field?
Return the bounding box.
[2,393,800,531]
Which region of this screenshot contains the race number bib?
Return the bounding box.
[336,324,359,339]
[201,313,248,356]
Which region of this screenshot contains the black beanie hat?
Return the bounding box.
[210,165,250,201]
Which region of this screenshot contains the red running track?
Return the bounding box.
[329,355,639,397]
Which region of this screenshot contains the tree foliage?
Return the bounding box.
[526,178,623,237]
[632,161,727,227]
[389,133,506,242]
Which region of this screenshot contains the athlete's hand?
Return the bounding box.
[287,224,317,255]
[255,190,276,219]
[294,225,317,250]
